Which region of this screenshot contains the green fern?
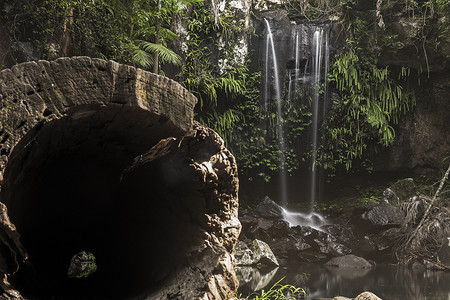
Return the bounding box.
[198,108,243,145]
[134,40,181,67]
[319,42,416,171]
[132,48,154,68]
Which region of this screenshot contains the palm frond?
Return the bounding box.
[136,40,182,66]
[132,48,154,68]
[160,28,178,41]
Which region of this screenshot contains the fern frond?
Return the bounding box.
[160,27,178,41]
[132,48,154,68]
[136,40,182,66]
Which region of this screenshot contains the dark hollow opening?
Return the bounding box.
[1,105,201,299]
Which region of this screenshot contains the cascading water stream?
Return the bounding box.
[261,21,331,227]
[264,34,270,112]
[323,33,330,119]
[310,28,324,209]
[264,19,288,206]
[309,27,331,208]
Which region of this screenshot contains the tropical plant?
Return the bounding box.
[315,29,416,171]
[135,0,202,73]
[2,0,192,73]
[241,278,306,300]
[178,2,249,142]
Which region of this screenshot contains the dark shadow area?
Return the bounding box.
[0,105,202,299]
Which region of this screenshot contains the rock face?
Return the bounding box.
[121,122,241,300]
[0,58,240,299]
[0,56,196,183]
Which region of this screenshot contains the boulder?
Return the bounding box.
[382,178,416,204]
[325,254,373,269]
[354,291,382,300]
[353,204,404,232]
[371,227,402,251]
[354,236,377,254]
[269,235,311,259]
[255,196,284,219]
[438,237,450,266]
[234,241,254,266]
[235,239,279,267]
[322,224,355,244]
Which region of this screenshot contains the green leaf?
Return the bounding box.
[135,39,182,66]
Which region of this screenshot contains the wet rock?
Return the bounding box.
[234,241,254,266]
[67,251,97,279]
[269,235,311,259]
[320,242,352,257]
[325,254,373,269]
[354,236,377,254]
[255,196,284,219]
[371,228,401,251]
[438,237,450,266]
[322,224,355,244]
[382,178,416,204]
[374,74,450,173]
[235,239,279,267]
[353,204,404,232]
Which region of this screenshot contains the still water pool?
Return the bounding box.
[238,263,450,300]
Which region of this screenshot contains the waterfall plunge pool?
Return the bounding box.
[238,262,450,299]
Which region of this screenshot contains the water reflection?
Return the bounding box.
[236,266,279,293]
[238,263,450,300]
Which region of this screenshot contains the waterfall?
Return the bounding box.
[261,21,331,220]
[309,28,323,208]
[263,19,288,206]
[309,26,330,208]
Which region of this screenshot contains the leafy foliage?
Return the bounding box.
[134,40,181,68]
[315,21,416,172]
[228,73,311,182]
[178,2,249,141]
[1,0,192,71]
[241,278,306,300]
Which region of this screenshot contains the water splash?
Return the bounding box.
[282,208,328,231]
